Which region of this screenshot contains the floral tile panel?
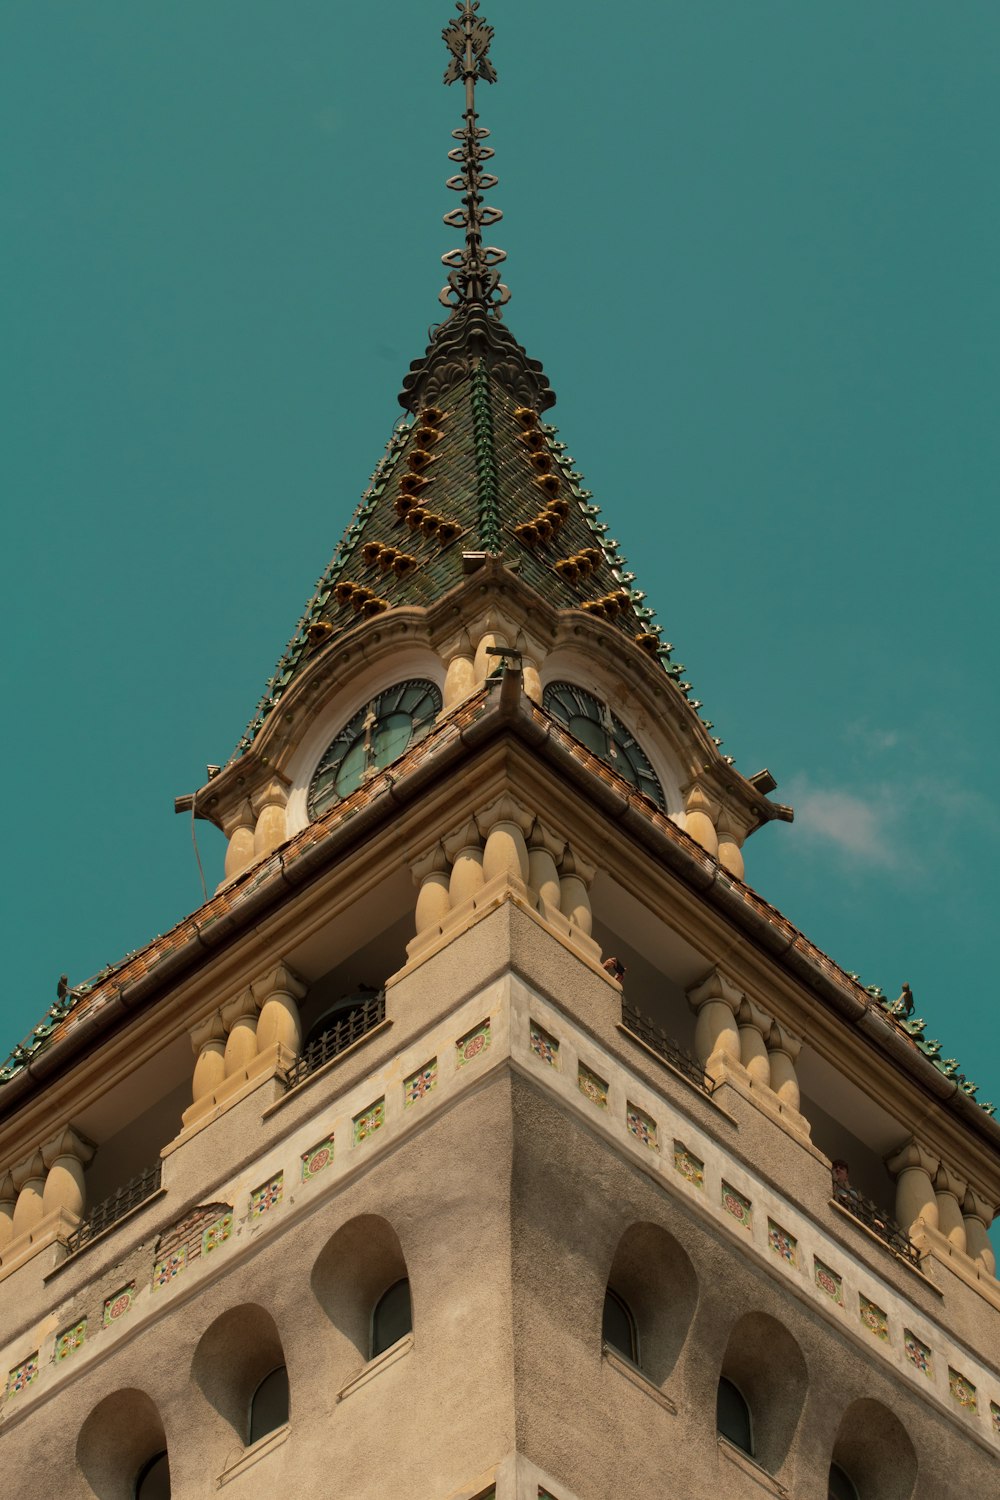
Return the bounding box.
[904,1330,932,1377]
[6,1356,38,1397]
[859,1296,889,1342]
[301,1134,335,1181]
[721,1182,752,1231]
[949,1368,977,1414]
[202,1210,233,1255]
[577,1062,609,1108]
[250,1173,284,1217]
[626,1103,657,1149]
[353,1098,385,1145]
[103,1282,136,1327]
[404,1059,437,1106]
[54,1318,87,1362]
[814,1259,844,1307]
[153,1249,186,1289]
[673,1142,704,1189]
[767,1219,797,1266]
[456,1019,492,1066]
[529,1022,560,1067]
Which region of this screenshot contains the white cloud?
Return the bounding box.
[783,776,900,868]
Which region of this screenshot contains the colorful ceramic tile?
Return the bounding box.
[904,1330,932,1377]
[767,1219,798,1266]
[301,1134,335,1181]
[990,1401,1000,1438]
[6,1356,38,1396]
[949,1368,977,1413]
[814,1258,844,1306]
[529,1021,560,1067]
[353,1097,385,1145]
[103,1282,136,1326]
[153,1249,186,1288]
[626,1103,657,1149]
[577,1062,609,1108]
[54,1318,87,1361]
[404,1059,437,1106]
[859,1295,889,1342]
[250,1173,284,1217]
[201,1211,233,1255]
[721,1182,753,1231]
[673,1142,705,1189]
[456,1019,492,1066]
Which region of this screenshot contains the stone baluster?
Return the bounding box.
[528,821,565,915]
[934,1164,968,1254]
[766,1023,803,1113]
[253,964,307,1057]
[473,629,509,685]
[478,795,532,887]
[41,1127,95,1222]
[11,1152,47,1239]
[223,806,257,884]
[737,999,772,1088]
[559,848,597,936]
[411,843,452,937]
[443,633,476,709]
[962,1188,997,1278]
[687,970,743,1077]
[252,778,289,859]
[716,810,745,881]
[885,1139,940,1237]
[521,656,543,704]
[190,1011,227,1105]
[444,819,485,906]
[0,1173,16,1250]
[221,985,260,1078]
[683,781,720,857]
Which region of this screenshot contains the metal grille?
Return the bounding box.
[620,1002,710,1094]
[287,991,387,1089]
[833,1184,921,1268]
[66,1160,162,1255]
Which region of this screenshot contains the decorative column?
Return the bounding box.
[885,1139,940,1237]
[41,1127,95,1222]
[766,1023,803,1113]
[716,810,745,881]
[11,1152,47,1239]
[0,1174,17,1250]
[190,1011,227,1104]
[253,964,307,1056]
[737,999,772,1088]
[444,819,485,906]
[527,821,565,914]
[473,630,509,685]
[934,1164,968,1254]
[443,634,476,709]
[221,985,260,1078]
[521,655,543,705]
[477,794,532,886]
[962,1188,997,1278]
[411,843,452,937]
[687,969,743,1077]
[223,806,257,883]
[683,782,720,858]
[559,848,596,936]
[252,778,288,859]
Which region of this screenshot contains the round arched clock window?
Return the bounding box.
[307,679,442,819]
[543,681,665,810]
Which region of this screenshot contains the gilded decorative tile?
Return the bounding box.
[814,1258,844,1306]
[54,1318,87,1361]
[990,1401,1000,1438]
[577,1062,609,1108]
[859,1295,889,1342]
[456,1019,492,1066]
[250,1173,284,1217]
[949,1368,977,1413]
[767,1219,797,1266]
[626,1102,657,1149]
[153,1249,186,1288]
[673,1142,704,1189]
[103,1282,136,1326]
[529,1021,560,1067]
[404,1059,437,1106]
[903,1330,932,1377]
[721,1182,753,1231]
[6,1355,38,1397]
[201,1211,233,1255]
[353,1097,385,1145]
[301,1134,335,1181]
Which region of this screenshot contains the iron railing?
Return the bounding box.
[67,1160,163,1255]
[287,991,387,1089]
[833,1184,921,1268]
[620,1001,710,1094]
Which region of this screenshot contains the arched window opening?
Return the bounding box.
[602,1287,638,1364]
[303,987,380,1052]
[134,1451,170,1500]
[371,1277,412,1357]
[829,1464,860,1500]
[248,1365,289,1444]
[717,1375,753,1455]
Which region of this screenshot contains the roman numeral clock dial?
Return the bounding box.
[542,681,665,810]
[307,680,442,820]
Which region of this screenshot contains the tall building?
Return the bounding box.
[1,8,997,1498]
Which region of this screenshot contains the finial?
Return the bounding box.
[439,2,509,314]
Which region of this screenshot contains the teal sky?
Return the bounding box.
[4,3,999,1207]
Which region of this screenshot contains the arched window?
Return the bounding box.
[828,1463,860,1500]
[303,988,379,1052]
[371,1277,412,1357]
[602,1287,638,1364]
[135,1451,170,1500]
[248,1365,289,1444]
[717,1375,753,1455]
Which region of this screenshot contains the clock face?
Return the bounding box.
[543,681,665,810]
[307,679,442,818]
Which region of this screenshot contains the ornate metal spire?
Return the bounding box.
[439,2,509,313]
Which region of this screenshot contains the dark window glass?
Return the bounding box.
[134,1452,170,1500]
[371,1277,412,1357]
[248,1365,289,1444]
[602,1288,638,1364]
[717,1376,753,1454]
[828,1464,859,1500]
